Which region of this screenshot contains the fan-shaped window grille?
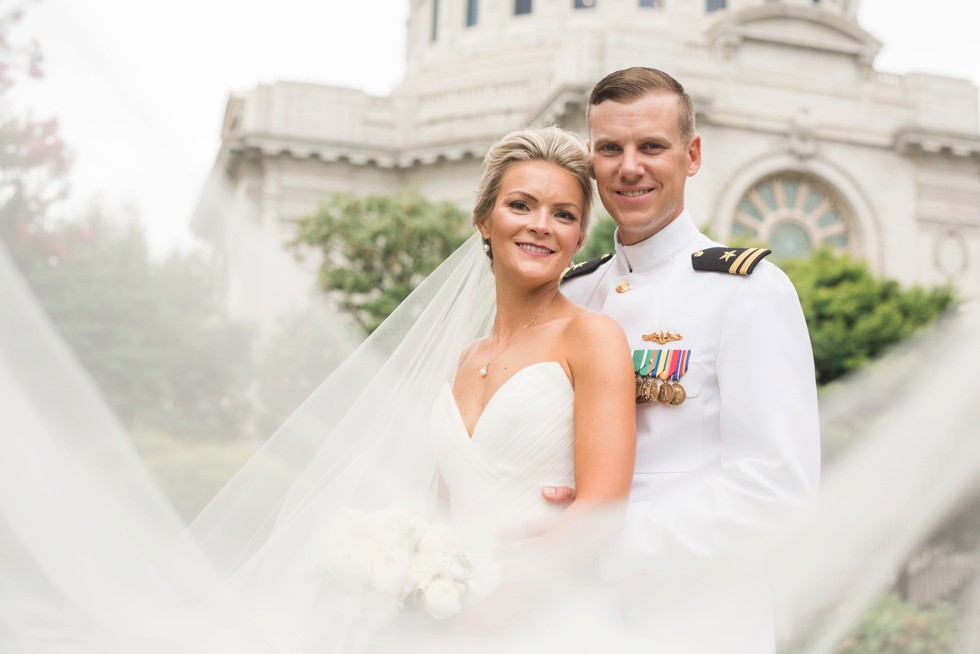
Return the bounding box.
[732,173,854,259]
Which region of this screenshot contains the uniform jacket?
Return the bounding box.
[563,211,820,652]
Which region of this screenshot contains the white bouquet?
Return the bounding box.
[323,505,473,619]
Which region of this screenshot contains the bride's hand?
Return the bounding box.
[542,485,576,504]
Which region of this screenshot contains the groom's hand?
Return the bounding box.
[541,485,576,504]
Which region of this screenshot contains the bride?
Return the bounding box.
[0,126,638,653]
[446,127,635,547]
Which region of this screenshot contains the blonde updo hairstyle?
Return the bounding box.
[472,126,594,261]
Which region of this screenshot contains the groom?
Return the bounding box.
[553,67,820,653]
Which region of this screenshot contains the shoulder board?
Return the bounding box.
[691,247,771,276]
[561,253,613,283]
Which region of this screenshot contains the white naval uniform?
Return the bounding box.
[563,211,820,653]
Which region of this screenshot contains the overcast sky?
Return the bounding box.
[10,1,980,254]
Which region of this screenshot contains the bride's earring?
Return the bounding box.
[482,238,492,258]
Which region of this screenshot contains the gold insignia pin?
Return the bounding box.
[642,330,683,345]
[616,282,630,294]
[693,251,703,257]
[720,250,737,262]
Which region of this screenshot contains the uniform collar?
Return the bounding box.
[615,210,700,273]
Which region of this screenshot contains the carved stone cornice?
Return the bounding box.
[221,133,494,174]
[706,4,881,63]
[895,129,980,160]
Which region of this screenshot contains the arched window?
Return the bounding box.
[574,0,596,8]
[706,0,726,12]
[466,0,478,26]
[515,0,532,15]
[732,173,854,259]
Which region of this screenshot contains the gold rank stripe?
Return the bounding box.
[729,247,766,275]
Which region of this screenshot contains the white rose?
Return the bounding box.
[371,547,412,595]
[446,552,473,581]
[414,523,452,563]
[422,578,462,619]
[382,504,425,536]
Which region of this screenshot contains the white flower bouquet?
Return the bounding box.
[323,505,473,619]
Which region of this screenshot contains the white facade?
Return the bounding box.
[193,0,980,323]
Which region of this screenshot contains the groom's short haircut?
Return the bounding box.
[587,67,696,142]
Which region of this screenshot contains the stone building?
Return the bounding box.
[193,0,980,323]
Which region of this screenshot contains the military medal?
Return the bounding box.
[657,372,675,404]
[669,382,687,405]
[633,350,660,404]
[632,347,692,406]
[636,375,657,404]
[647,351,673,405]
[667,349,691,405]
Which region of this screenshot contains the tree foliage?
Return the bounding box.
[0,4,256,443]
[292,190,471,333]
[574,210,617,264]
[0,1,72,263]
[16,211,256,441]
[836,594,958,654]
[781,249,955,384]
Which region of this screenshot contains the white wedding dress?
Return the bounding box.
[437,361,575,562]
[412,363,656,654]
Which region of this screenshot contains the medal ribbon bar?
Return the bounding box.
[632,349,692,380]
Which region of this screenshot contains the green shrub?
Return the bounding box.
[293,190,471,333]
[836,594,957,654]
[781,250,955,384]
[574,211,617,264]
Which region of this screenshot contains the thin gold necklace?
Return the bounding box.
[479,290,561,377]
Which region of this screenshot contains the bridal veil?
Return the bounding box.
[0,233,501,652]
[5,217,980,651]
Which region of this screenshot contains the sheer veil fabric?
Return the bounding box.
[5,226,980,652]
[0,234,505,652]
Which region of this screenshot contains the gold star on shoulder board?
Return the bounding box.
[691,246,772,275]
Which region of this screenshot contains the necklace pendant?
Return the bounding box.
[479,365,488,377]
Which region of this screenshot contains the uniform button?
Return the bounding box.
[616,282,630,294]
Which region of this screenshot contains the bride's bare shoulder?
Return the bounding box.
[562,306,627,343]
[558,295,621,331]
[561,308,631,380]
